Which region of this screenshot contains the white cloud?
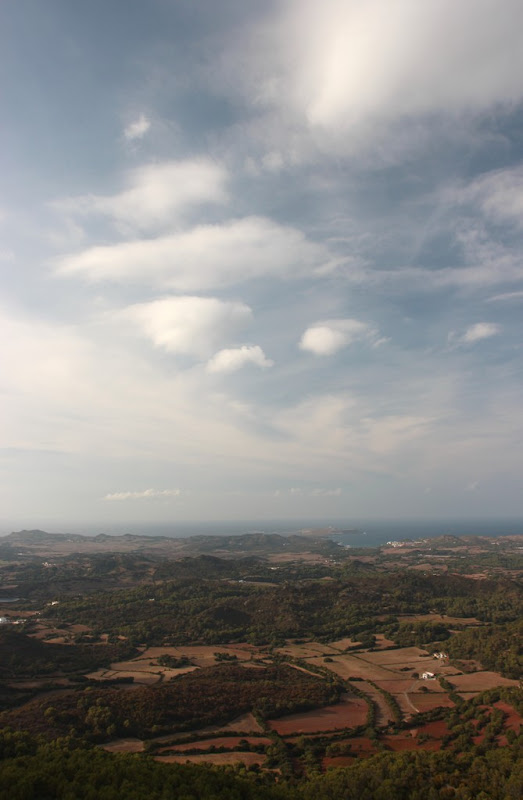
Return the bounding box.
[56,216,337,289]
[462,322,501,344]
[56,158,228,233]
[218,0,523,166]
[464,166,523,229]
[487,291,523,303]
[257,1,523,127]
[274,487,342,497]
[299,319,377,355]
[123,113,151,141]
[3,302,523,520]
[105,488,180,500]
[118,296,252,357]
[207,345,274,374]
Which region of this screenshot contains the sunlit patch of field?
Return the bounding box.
[110,660,165,673]
[357,646,430,665]
[372,677,454,716]
[397,614,482,626]
[84,664,185,685]
[102,739,145,753]
[157,736,271,753]
[309,654,396,681]
[394,692,420,717]
[373,678,444,693]
[110,670,162,685]
[372,634,399,649]
[287,663,327,678]
[356,647,464,681]
[265,552,329,564]
[275,642,343,658]
[90,644,257,684]
[322,634,398,652]
[326,637,361,650]
[447,672,520,691]
[139,645,254,667]
[42,635,69,644]
[195,712,265,735]
[146,712,266,743]
[28,620,99,645]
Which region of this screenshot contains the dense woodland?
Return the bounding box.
[0,630,135,681]
[1,664,342,741]
[0,724,522,800]
[445,619,523,679]
[40,569,522,676]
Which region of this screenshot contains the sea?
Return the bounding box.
[3,518,522,549]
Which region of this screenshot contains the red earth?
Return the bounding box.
[268,697,367,735]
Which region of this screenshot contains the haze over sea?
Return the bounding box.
[2,518,523,550]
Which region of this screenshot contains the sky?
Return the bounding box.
[2,0,523,528]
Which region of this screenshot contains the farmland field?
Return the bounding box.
[309,655,395,681]
[357,647,430,665]
[396,614,482,626]
[407,692,456,712]
[446,672,520,691]
[102,739,145,753]
[276,642,345,658]
[2,528,522,795]
[154,752,266,767]
[267,695,368,735]
[381,734,442,752]
[85,644,257,684]
[157,736,272,752]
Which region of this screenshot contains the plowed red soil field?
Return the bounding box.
[268,697,367,735]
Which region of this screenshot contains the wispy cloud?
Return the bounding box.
[274,487,342,497]
[449,322,501,346]
[105,488,181,501]
[54,159,228,233]
[486,290,523,303]
[463,165,523,229]
[123,113,151,141]
[55,217,336,289]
